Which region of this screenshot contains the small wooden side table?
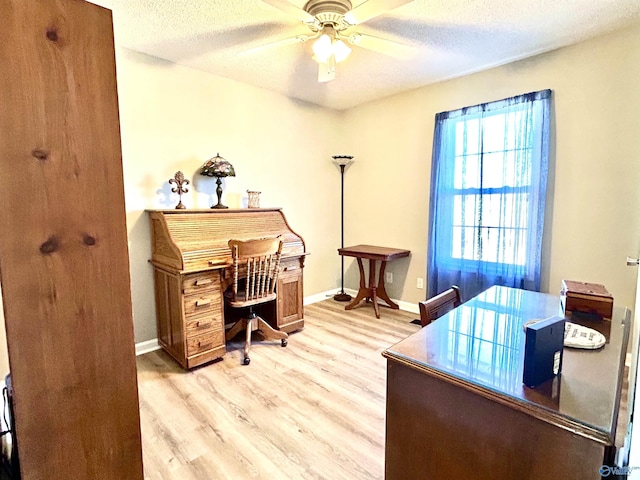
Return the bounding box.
[338,244,411,319]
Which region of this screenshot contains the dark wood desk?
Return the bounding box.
[382,286,631,480]
[338,244,410,318]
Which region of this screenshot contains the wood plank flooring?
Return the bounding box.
[137,299,420,480]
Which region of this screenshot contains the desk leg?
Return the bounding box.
[377,261,399,310]
[369,259,380,319]
[344,257,395,318]
[345,258,369,311]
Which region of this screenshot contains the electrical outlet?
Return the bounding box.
[417,277,424,289]
[385,272,393,284]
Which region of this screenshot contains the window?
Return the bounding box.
[428,90,551,300]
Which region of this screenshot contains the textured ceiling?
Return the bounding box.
[89,0,640,110]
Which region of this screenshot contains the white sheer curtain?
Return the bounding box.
[428,90,552,301]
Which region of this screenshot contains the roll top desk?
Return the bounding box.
[147,208,307,369]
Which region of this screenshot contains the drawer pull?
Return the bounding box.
[195,278,213,286]
[196,298,212,307]
[189,320,212,330]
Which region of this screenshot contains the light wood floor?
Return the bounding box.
[137,299,420,480]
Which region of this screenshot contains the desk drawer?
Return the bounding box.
[186,313,222,336]
[183,271,220,295]
[280,258,301,274]
[186,330,223,357]
[183,290,221,317]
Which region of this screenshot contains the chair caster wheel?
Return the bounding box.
[243,357,250,365]
[281,339,287,347]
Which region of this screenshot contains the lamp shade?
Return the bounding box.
[200,153,236,178]
[332,155,354,167]
[312,36,352,65]
[333,39,352,63]
[312,34,332,63]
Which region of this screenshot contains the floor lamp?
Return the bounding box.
[333,155,354,302]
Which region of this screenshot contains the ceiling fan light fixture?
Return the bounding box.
[312,34,333,62]
[333,39,351,62]
[312,35,351,65]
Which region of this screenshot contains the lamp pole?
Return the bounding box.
[333,155,354,302]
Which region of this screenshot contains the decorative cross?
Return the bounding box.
[169,171,189,209]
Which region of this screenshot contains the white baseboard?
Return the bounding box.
[135,339,160,356]
[304,290,340,305]
[305,289,419,315]
[135,290,419,356]
[396,299,419,315]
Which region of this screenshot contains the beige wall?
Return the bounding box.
[342,22,640,309]
[0,22,638,361]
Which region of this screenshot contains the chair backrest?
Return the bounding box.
[227,237,283,305]
[419,286,462,327]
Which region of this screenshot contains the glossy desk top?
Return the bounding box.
[383,286,630,445]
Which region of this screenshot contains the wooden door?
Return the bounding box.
[0,1,143,478]
[626,258,640,474]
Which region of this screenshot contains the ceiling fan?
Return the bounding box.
[257,0,415,82]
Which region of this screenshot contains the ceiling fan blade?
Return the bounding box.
[262,0,316,24]
[344,0,414,25]
[240,34,310,56]
[348,32,414,59]
[318,58,336,83]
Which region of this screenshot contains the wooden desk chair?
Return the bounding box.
[224,237,288,365]
[419,286,462,327]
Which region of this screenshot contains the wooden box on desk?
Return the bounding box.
[560,279,613,338]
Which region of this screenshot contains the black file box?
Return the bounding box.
[523,316,565,388]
